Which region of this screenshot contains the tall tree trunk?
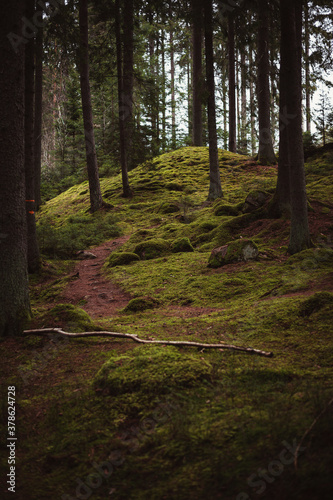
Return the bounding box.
[240,49,247,154]
[123,0,134,170]
[257,0,276,164]
[34,26,43,210]
[228,14,236,153]
[249,48,256,156]
[78,0,104,211]
[0,0,31,337]
[304,2,311,133]
[25,0,41,274]
[204,0,223,200]
[192,0,203,146]
[115,0,132,197]
[170,25,176,149]
[161,26,167,151]
[269,0,291,217]
[286,0,311,254]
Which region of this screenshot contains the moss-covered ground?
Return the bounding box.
[1,146,333,499]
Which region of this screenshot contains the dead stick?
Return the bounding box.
[22,328,273,357]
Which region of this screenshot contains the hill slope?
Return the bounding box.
[1,146,333,500]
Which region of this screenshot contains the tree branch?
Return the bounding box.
[22,328,273,357]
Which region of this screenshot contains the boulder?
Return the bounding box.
[76,251,97,260]
[242,190,270,213]
[171,237,194,253]
[208,239,259,268]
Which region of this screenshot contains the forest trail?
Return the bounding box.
[60,236,132,319]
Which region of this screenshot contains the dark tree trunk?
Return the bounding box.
[25,0,41,274]
[304,2,311,133]
[123,0,134,170]
[115,0,132,197]
[269,0,291,217]
[204,0,223,200]
[286,0,311,254]
[192,0,203,146]
[228,14,236,153]
[34,26,43,211]
[257,0,276,164]
[249,48,256,156]
[0,0,31,337]
[170,28,176,149]
[78,0,104,211]
[240,49,247,154]
[161,26,167,151]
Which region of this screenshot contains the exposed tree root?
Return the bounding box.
[22,328,273,357]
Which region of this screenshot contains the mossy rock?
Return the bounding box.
[39,304,96,332]
[158,201,180,214]
[128,229,156,245]
[134,238,170,260]
[242,190,270,213]
[208,239,259,268]
[123,296,159,313]
[198,221,219,233]
[299,292,333,317]
[214,202,239,217]
[106,252,140,268]
[93,346,213,396]
[171,237,194,253]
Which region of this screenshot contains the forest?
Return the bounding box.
[0,0,333,499]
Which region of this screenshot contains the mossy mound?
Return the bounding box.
[299,292,333,317]
[208,239,259,268]
[134,238,170,260]
[106,252,140,268]
[123,296,159,313]
[158,201,180,214]
[38,304,96,332]
[286,247,333,269]
[93,346,212,395]
[214,202,240,217]
[171,237,194,253]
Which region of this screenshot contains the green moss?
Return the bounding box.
[134,238,170,260]
[93,346,213,395]
[106,252,140,268]
[123,296,159,313]
[158,201,180,214]
[214,202,239,216]
[299,292,333,317]
[171,237,194,253]
[37,304,97,332]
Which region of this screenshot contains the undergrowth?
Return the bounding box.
[1,146,333,499]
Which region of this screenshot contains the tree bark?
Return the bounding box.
[78,0,104,211]
[0,0,31,337]
[304,2,311,133]
[192,0,203,146]
[115,0,132,197]
[228,14,236,153]
[286,0,311,254]
[170,24,176,150]
[240,49,247,154]
[123,0,134,171]
[249,48,256,156]
[269,0,292,218]
[34,26,43,210]
[204,0,223,200]
[25,0,41,274]
[257,0,276,164]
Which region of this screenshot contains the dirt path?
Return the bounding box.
[60,236,132,319]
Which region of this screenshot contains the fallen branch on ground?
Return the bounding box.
[22,328,273,357]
